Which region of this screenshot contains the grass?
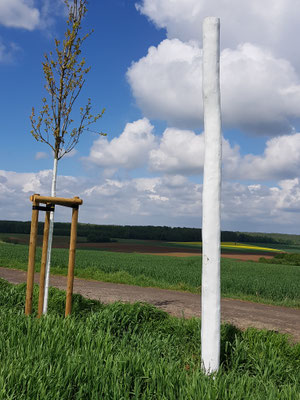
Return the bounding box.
[0,279,299,399]
[260,252,300,266]
[0,242,300,308]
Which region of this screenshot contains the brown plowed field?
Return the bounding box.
[73,242,274,261]
[3,235,275,261]
[141,252,273,261]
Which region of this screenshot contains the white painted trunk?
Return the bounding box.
[42,156,58,314]
[201,17,222,374]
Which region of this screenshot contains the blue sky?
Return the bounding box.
[0,0,165,175]
[1,0,300,233]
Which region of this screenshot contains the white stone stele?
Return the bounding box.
[201,17,222,374]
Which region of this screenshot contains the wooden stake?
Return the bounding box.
[65,203,79,317]
[37,210,50,318]
[25,197,40,315]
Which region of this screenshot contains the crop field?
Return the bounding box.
[0,233,286,256]
[0,279,299,399]
[172,241,282,253]
[0,232,87,247]
[0,242,300,307]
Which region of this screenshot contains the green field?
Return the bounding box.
[0,279,299,399]
[0,242,300,308]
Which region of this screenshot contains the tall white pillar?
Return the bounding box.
[201,17,222,374]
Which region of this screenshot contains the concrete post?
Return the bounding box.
[201,17,222,374]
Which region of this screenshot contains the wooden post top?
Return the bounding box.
[30,194,83,208]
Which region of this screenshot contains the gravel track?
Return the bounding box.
[0,266,299,342]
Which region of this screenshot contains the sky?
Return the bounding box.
[1,0,300,234]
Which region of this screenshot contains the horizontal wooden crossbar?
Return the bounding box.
[30,194,83,208]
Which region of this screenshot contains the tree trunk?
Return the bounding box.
[43,156,58,314]
[201,17,222,374]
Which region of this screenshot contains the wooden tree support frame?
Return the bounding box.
[25,194,83,318]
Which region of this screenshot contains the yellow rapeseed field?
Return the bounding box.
[172,242,281,252]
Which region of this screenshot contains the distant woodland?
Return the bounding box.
[0,220,293,244]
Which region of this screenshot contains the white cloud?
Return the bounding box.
[136,0,300,67]
[235,133,300,181]
[0,169,89,221]
[127,39,300,135]
[149,128,300,181]
[35,151,49,160]
[149,128,204,174]
[274,178,300,212]
[81,175,202,223]
[84,118,300,182]
[221,179,300,232]
[2,168,300,232]
[85,119,239,177]
[127,39,202,129]
[148,127,240,177]
[0,37,20,63]
[37,0,66,31]
[85,118,157,170]
[0,0,66,34]
[0,0,40,30]
[221,44,300,135]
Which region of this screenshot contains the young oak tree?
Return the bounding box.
[30,0,105,313]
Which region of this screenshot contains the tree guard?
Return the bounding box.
[25,194,83,317]
[201,17,222,374]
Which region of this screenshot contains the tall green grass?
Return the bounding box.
[0,242,300,307]
[0,279,299,399]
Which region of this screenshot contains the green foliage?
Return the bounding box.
[2,220,297,244]
[30,0,105,160]
[244,232,300,246]
[0,221,32,234]
[0,242,300,307]
[260,252,300,266]
[86,231,112,243]
[0,280,299,399]
[234,232,291,245]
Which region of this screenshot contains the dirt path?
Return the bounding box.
[1,266,299,342]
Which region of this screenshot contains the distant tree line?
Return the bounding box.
[220,231,293,244]
[0,220,294,244]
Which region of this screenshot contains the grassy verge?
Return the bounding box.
[0,279,300,399]
[0,242,300,308]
